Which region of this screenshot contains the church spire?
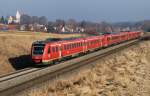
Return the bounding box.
[16,10,21,23]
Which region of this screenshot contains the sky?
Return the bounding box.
[0,0,150,22]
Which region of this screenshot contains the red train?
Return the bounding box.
[31,31,141,64]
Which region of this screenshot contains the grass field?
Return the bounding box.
[23,41,150,96]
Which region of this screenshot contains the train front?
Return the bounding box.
[31,41,45,64]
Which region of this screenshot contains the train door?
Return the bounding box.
[58,44,62,59]
[83,40,88,52]
[102,36,108,47]
[50,45,60,60]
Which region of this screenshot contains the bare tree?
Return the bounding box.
[20,14,31,25]
[66,19,77,28]
[31,16,39,24]
[39,16,48,25]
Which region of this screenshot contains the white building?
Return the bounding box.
[8,16,13,24]
[15,10,21,23]
[8,10,21,24]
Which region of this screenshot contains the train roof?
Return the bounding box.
[32,37,85,45]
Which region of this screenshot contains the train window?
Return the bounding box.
[67,45,69,50]
[70,44,72,49]
[56,47,58,52]
[33,46,44,55]
[66,45,68,50]
[48,47,50,53]
[69,44,71,49]
[68,44,71,49]
[52,47,55,52]
[64,45,66,50]
[78,43,80,47]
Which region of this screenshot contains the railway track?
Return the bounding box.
[0,39,140,96]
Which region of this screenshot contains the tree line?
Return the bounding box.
[1,14,150,34]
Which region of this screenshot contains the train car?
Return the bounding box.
[31,41,46,63]
[84,36,103,52]
[61,38,85,58]
[106,32,122,46]
[31,38,85,64]
[31,31,142,64]
[119,32,129,42]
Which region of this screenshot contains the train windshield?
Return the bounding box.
[33,46,44,55]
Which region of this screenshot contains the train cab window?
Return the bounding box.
[33,46,44,55]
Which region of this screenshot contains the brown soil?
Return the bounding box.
[0,32,80,75]
[25,41,150,96]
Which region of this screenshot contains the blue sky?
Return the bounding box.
[0,0,149,22]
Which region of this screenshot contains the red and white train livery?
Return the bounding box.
[31,31,141,64]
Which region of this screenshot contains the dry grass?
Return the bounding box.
[25,41,150,96]
[0,31,80,75]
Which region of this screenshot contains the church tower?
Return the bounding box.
[16,10,21,23]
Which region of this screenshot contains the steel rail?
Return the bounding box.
[0,39,140,96]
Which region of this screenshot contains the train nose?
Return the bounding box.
[32,56,42,63]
